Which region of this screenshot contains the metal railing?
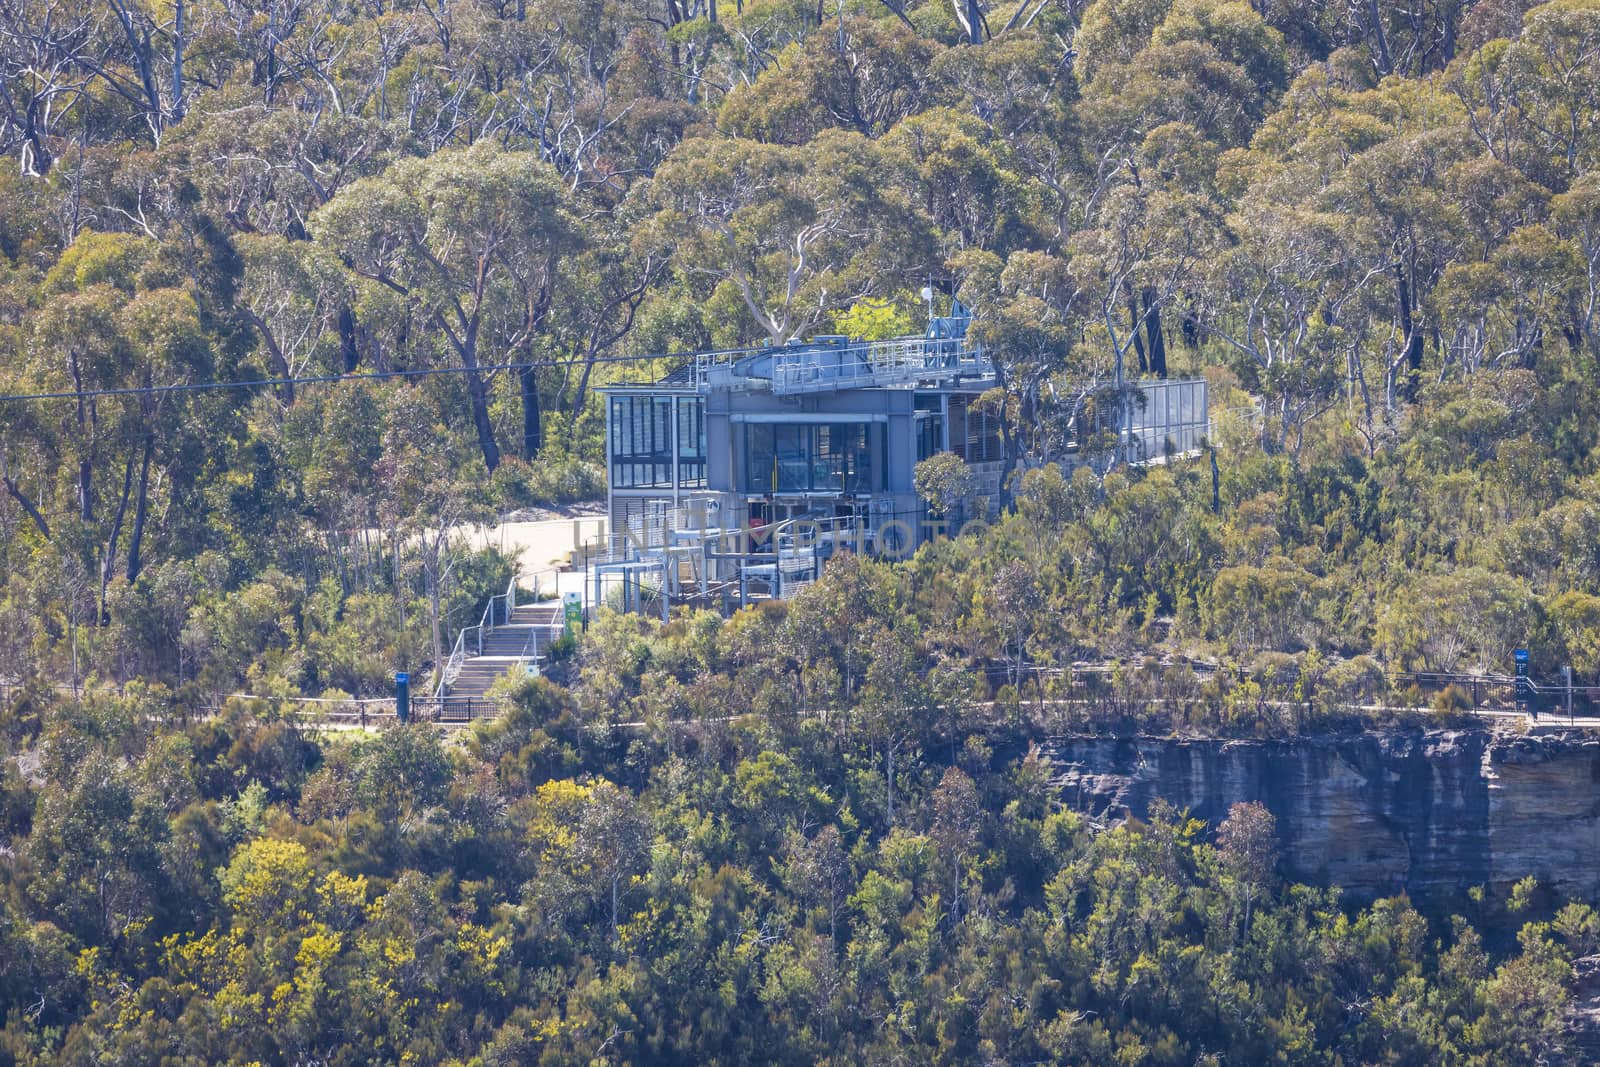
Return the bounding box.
[435,575,521,697]
[1389,670,1600,720]
[517,618,542,671]
[767,335,987,394]
[437,629,468,697]
[687,331,989,395]
[414,694,507,723]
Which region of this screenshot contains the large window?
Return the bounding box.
[915,414,943,461]
[610,396,673,488]
[745,424,812,492]
[743,422,880,493]
[820,424,874,492]
[677,397,706,488]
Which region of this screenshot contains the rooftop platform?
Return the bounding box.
[606,314,987,397]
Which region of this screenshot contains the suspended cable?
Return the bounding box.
[0,350,706,404]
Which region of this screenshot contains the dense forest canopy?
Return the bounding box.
[1,0,1598,696]
[4,0,1600,1061]
[0,682,1593,1063]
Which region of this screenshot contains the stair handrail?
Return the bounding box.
[438,576,527,697]
[518,621,540,667]
[474,596,496,656]
[437,627,468,697]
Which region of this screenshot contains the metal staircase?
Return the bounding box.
[434,579,563,718]
[446,601,561,694]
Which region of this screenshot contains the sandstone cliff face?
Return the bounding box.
[1042,730,1600,903]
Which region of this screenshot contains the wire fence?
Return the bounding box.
[0,682,511,729]
[973,662,1600,727]
[6,658,1596,734]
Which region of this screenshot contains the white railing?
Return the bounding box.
[518,617,544,669]
[767,335,987,394]
[435,574,522,696]
[692,345,748,386]
[683,332,988,395]
[437,628,468,697]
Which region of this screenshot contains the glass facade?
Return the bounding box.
[609,394,705,490]
[743,423,880,493]
[915,413,943,461]
[1124,379,1207,459]
[677,397,706,488]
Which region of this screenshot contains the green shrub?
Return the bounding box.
[490,453,605,509]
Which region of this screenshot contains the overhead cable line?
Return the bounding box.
[0,351,704,404]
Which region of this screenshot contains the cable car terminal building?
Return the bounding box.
[595,309,1208,614]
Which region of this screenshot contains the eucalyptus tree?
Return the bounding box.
[1073,0,1174,81]
[177,95,409,242]
[1201,200,1383,453]
[1552,173,1600,352]
[1435,224,1583,375]
[362,384,496,673]
[0,0,96,174]
[718,15,940,143]
[113,285,213,589]
[882,106,1050,256]
[1375,566,1539,672]
[976,557,1043,685]
[640,130,932,345]
[544,236,665,440]
[929,766,981,923]
[0,0,199,165]
[1328,124,1474,407]
[1507,0,1600,187]
[929,30,1084,244]
[235,235,342,404]
[1081,0,1290,151]
[857,622,931,827]
[465,0,689,190]
[1069,175,1214,463]
[573,779,652,946]
[13,231,214,616]
[1215,800,1276,938]
[1344,0,1468,78]
[1247,69,1474,410]
[960,248,1083,502]
[312,141,581,469]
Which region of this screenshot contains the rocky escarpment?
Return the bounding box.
[1042,730,1600,903]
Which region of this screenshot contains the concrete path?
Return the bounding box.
[457,516,607,591]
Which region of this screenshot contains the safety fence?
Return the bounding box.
[7,658,1597,733]
[974,661,1600,727]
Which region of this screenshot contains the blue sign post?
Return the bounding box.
[395,671,410,723]
[1513,650,1531,715]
